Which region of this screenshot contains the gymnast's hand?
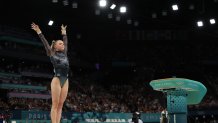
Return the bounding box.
[31,22,42,34]
[61,24,67,35]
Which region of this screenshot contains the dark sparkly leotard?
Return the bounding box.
[38,33,69,87]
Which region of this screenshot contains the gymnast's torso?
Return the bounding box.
[50,51,69,78]
[38,33,69,86]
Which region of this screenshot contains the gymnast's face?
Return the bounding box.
[54,40,65,51]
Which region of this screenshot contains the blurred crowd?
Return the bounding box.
[65,83,164,113]
[1,74,218,113]
[0,80,164,113]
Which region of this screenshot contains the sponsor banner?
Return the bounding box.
[19,111,160,122]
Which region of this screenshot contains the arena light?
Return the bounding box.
[189,4,195,10]
[72,2,78,8]
[108,13,113,19]
[152,13,157,18]
[162,11,167,16]
[172,4,179,11]
[127,19,132,24]
[197,21,203,27]
[210,19,216,24]
[99,0,107,7]
[63,0,69,6]
[110,4,116,9]
[120,6,127,13]
[95,9,101,15]
[134,21,139,27]
[52,0,58,3]
[48,20,54,26]
[116,16,121,21]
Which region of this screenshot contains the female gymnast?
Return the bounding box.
[31,22,69,123]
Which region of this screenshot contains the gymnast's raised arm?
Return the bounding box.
[31,22,52,56]
[61,24,68,54]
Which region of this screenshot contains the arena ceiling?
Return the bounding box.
[0,0,218,30]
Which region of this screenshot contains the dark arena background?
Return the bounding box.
[0,0,218,123]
